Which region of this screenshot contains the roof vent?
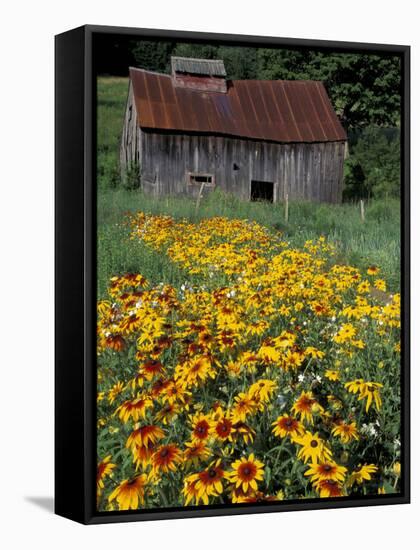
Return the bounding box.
[171,56,227,93]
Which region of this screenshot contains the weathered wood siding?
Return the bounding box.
[119,82,140,174]
[120,93,346,203]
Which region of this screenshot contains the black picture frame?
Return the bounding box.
[55,24,410,525]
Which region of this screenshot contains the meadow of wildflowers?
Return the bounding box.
[96,212,401,511]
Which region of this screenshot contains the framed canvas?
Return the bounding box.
[55,25,410,524]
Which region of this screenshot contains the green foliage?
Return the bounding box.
[121,163,141,191]
[255,50,401,130]
[344,128,400,200]
[130,40,174,73]
[171,43,219,63]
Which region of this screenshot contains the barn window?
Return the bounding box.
[251,180,274,202]
[188,173,215,187]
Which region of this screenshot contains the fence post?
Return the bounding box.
[285,193,289,223]
[360,199,365,222]
[195,181,206,215]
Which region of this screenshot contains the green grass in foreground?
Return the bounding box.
[97,189,400,299]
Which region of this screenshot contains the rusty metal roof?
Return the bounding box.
[129,67,347,143]
[171,56,227,77]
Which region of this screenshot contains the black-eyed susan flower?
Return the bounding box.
[316,479,344,498]
[105,334,126,352]
[126,424,165,452]
[357,281,370,294]
[227,454,264,493]
[150,378,171,400]
[182,477,200,506]
[257,344,281,364]
[239,491,279,503]
[367,266,380,276]
[332,421,359,443]
[132,445,154,469]
[139,358,164,381]
[108,474,148,510]
[176,355,215,388]
[161,380,191,407]
[305,346,325,360]
[187,460,226,505]
[211,409,235,442]
[325,369,340,381]
[183,440,211,467]
[107,381,125,404]
[190,412,212,442]
[291,391,323,424]
[374,279,386,291]
[358,382,383,412]
[305,460,347,484]
[249,379,277,405]
[333,323,357,344]
[294,431,332,463]
[344,378,366,395]
[272,414,305,439]
[230,485,253,503]
[115,395,153,423]
[233,421,256,444]
[231,392,257,423]
[155,402,180,425]
[348,464,378,486]
[97,455,116,496]
[151,444,183,474]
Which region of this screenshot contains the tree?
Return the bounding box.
[255,49,401,130]
[130,40,175,73]
[344,128,400,199]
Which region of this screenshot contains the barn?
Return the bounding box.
[120,56,347,203]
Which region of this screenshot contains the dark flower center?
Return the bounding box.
[208,468,217,478]
[242,467,251,477]
[323,464,332,472]
[160,448,169,458]
[310,440,318,448]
